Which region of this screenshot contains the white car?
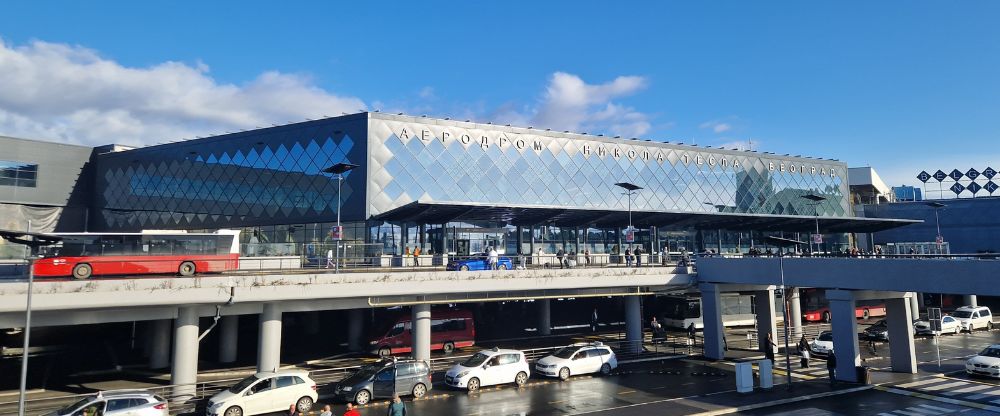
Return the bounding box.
[535,342,617,380]
[206,371,317,416]
[914,315,962,335]
[445,348,530,391]
[953,306,994,332]
[965,344,1000,379]
[810,331,834,356]
[46,390,168,416]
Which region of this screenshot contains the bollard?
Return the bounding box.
[758,359,774,389]
[735,362,753,393]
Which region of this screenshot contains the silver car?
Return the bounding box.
[47,390,168,416]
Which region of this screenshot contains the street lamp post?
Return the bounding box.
[323,163,360,274]
[615,182,644,253]
[925,202,946,249]
[0,230,62,416]
[800,194,826,254]
[765,235,805,390]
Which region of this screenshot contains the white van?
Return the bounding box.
[953,306,994,332]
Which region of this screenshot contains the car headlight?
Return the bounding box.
[341,386,353,391]
[991,365,1000,369]
[456,371,470,379]
[369,340,378,345]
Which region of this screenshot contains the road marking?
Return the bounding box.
[921,381,970,391]
[618,390,637,395]
[874,386,1000,413]
[941,384,993,396]
[548,399,567,404]
[966,389,1000,400]
[898,378,953,389]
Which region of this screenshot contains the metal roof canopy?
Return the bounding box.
[371,201,921,233]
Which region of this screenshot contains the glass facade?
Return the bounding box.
[0,160,38,187]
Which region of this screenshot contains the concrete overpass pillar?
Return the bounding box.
[149,319,171,369]
[348,309,365,352]
[257,303,282,372]
[170,307,199,404]
[624,296,643,354]
[754,289,777,356]
[218,315,238,364]
[537,299,552,336]
[789,287,803,339]
[412,304,431,362]
[964,295,978,307]
[699,283,726,360]
[827,290,861,383]
[887,295,917,374]
[908,294,920,319]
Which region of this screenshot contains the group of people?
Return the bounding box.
[292,395,408,416]
[765,333,838,384]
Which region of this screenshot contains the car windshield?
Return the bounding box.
[228,375,259,393]
[979,347,1000,358]
[953,311,973,318]
[57,397,96,415]
[552,347,577,359]
[345,363,383,383]
[462,352,491,367]
[817,332,833,341]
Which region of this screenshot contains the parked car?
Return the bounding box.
[863,319,890,341]
[535,342,617,380]
[446,254,514,271]
[953,306,994,332]
[810,331,834,356]
[333,358,431,405]
[206,371,317,416]
[965,344,1000,379]
[46,390,168,416]
[369,309,476,356]
[444,348,530,391]
[914,315,962,335]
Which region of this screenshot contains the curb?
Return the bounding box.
[686,385,873,416]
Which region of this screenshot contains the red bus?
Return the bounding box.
[800,288,887,322]
[33,230,240,279]
[369,309,476,356]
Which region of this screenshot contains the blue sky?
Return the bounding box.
[1,1,999,188]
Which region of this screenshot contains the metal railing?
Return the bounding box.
[707,252,1000,261]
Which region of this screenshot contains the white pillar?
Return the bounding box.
[908,294,920,319]
[257,303,282,373]
[699,283,726,360]
[827,290,861,382]
[412,304,431,363]
[218,315,238,364]
[887,295,917,374]
[537,299,552,336]
[964,295,978,307]
[789,287,803,339]
[149,319,171,369]
[754,289,777,356]
[348,309,364,352]
[170,307,199,404]
[625,296,643,354]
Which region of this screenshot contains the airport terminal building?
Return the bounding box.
[0,112,909,259]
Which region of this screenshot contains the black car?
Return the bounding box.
[863,319,889,341]
[333,358,432,405]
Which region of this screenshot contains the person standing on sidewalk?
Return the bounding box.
[590,308,599,332]
[798,335,811,368]
[387,394,407,416]
[764,333,776,363]
[826,352,837,384]
[556,247,566,269]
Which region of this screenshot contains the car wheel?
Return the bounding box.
[498,264,508,270]
[72,263,92,280]
[460,265,470,271]
[178,261,196,277]
[354,389,371,405]
[969,324,975,332]
[558,367,570,381]
[955,326,961,335]
[862,309,870,320]
[467,377,481,392]
[989,322,995,330]
[296,396,314,412]
[514,371,528,387]
[822,311,831,323]
[600,363,612,375]
[443,341,455,354]
[378,347,392,357]
[412,382,427,398]
[223,406,243,416]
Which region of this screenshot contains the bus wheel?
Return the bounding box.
[822,311,831,323]
[72,264,92,280]
[443,341,456,354]
[378,347,392,357]
[862,309,870,320]
[498,264,508,270]
[178,261,196,277]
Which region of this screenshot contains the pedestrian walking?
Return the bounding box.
[344,403,361,416]
[624,248,633,267]
[797,335,811,368]
[556,248,566,269]
[488,247,499,270]
[650,317,664,343]
[635,246,643,267]
[826,352,837,384]
[413,246,421,266]
[687,323,697,346]
[584,248,591,266]
[387,394,407,416]
[763,333,776,362]
[590,308,599,332]
[326,248,335,269]
[868,337,878,356]
[319,404,333,416]
[536,247,545,267]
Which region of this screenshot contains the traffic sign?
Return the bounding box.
[935,235,944,244]
[625,230,635,243]
[811,233,823,244]
[967,168,981,180]
[917,171,931,183]
[984,167,997,179]
[987,181,999,194]
[968,181,982,195]
[950,183,965,195]
[933,170,948,182]
[949,169,964,181]
[329,225,343,240]
[928,307,942,332]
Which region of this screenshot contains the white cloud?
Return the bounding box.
[494,72,651,137]
[418,86,435,100]
[0,39,366,146]
[717,139,759,151]
[700,120,731,133]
